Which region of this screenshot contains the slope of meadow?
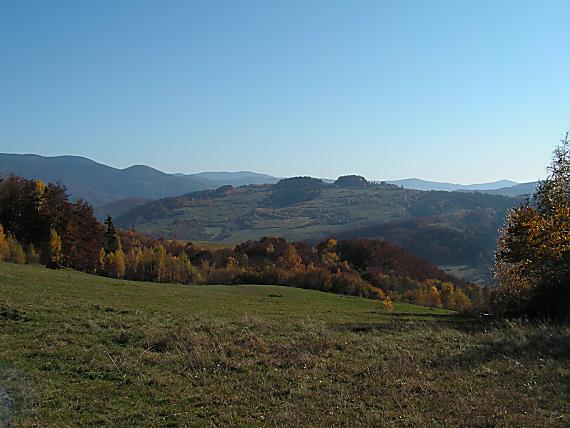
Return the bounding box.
[0,263,568,426]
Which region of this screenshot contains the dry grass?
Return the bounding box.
[0,263,568,426]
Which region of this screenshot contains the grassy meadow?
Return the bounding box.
[0,262,568,426]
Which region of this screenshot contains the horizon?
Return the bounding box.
[0,151,538,185]
[1,1,569,183]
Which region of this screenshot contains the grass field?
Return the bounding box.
[0,262,568,426]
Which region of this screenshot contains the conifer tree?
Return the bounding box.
[104,215,121,254]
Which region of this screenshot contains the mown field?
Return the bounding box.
[0,262,568,427]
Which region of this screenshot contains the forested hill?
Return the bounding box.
[116,176,519,280]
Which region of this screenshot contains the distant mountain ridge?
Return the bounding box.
[0,153,280,206]
[386,178,519,192]
[184,171,280,187]
[0,153,533,209]
[461,181,538,197]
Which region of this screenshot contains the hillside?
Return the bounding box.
[1,262,568,426]
[117,177,518,280]
[93,197,150,220]
[0,154,279,206]
[330,210,506,283]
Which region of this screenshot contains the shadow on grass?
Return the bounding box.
[382,312,455,319]
[330,312,473,333]
[433,320,570,371]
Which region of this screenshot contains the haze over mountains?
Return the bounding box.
[0,153,534,208]
[0,153,278,207]
[387,178,519,192]
[0,152,537,282]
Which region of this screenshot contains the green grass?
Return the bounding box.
[1,262,568,426]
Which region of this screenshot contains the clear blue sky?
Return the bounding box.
[1,1,568,183]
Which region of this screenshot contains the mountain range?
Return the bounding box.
[0,153,535,282]
[0,153,278,207]
[386,178,519,192]
[0,153,534,209]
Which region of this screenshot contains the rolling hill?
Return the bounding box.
[116,176,519,281]
[93,197,151,220]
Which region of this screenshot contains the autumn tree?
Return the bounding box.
[427,286,442,308]
[439,281,456,309]
[115,249,126,278]
[49,228,62,266]
[0,224,7,260]
[153,244,167,282]
[493,132,570,320]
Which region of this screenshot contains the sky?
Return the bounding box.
[1,1,569,184]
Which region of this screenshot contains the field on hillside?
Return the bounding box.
[115,182,518,283]
[117,184,514,245]
[1,263,568,426]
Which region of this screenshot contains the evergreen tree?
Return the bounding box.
[104,215,121,254]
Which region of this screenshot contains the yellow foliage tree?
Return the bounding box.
[98,248,106,273]
[49,228,62,265]
[453,287,472,311]
[427,286,442,308]
[322,251,340,265]
[439,281,456,309]
[154,245,167,282]
[5,235,26,264]
[0,224,7,260]
[115,249,126,279]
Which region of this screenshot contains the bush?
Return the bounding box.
[5,234,26,264]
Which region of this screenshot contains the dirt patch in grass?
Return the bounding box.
[0,303,30,322]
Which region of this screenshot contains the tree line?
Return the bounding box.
[4,132,568,320]
[0,174,480,311]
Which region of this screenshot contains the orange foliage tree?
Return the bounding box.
[493,133,570,320]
